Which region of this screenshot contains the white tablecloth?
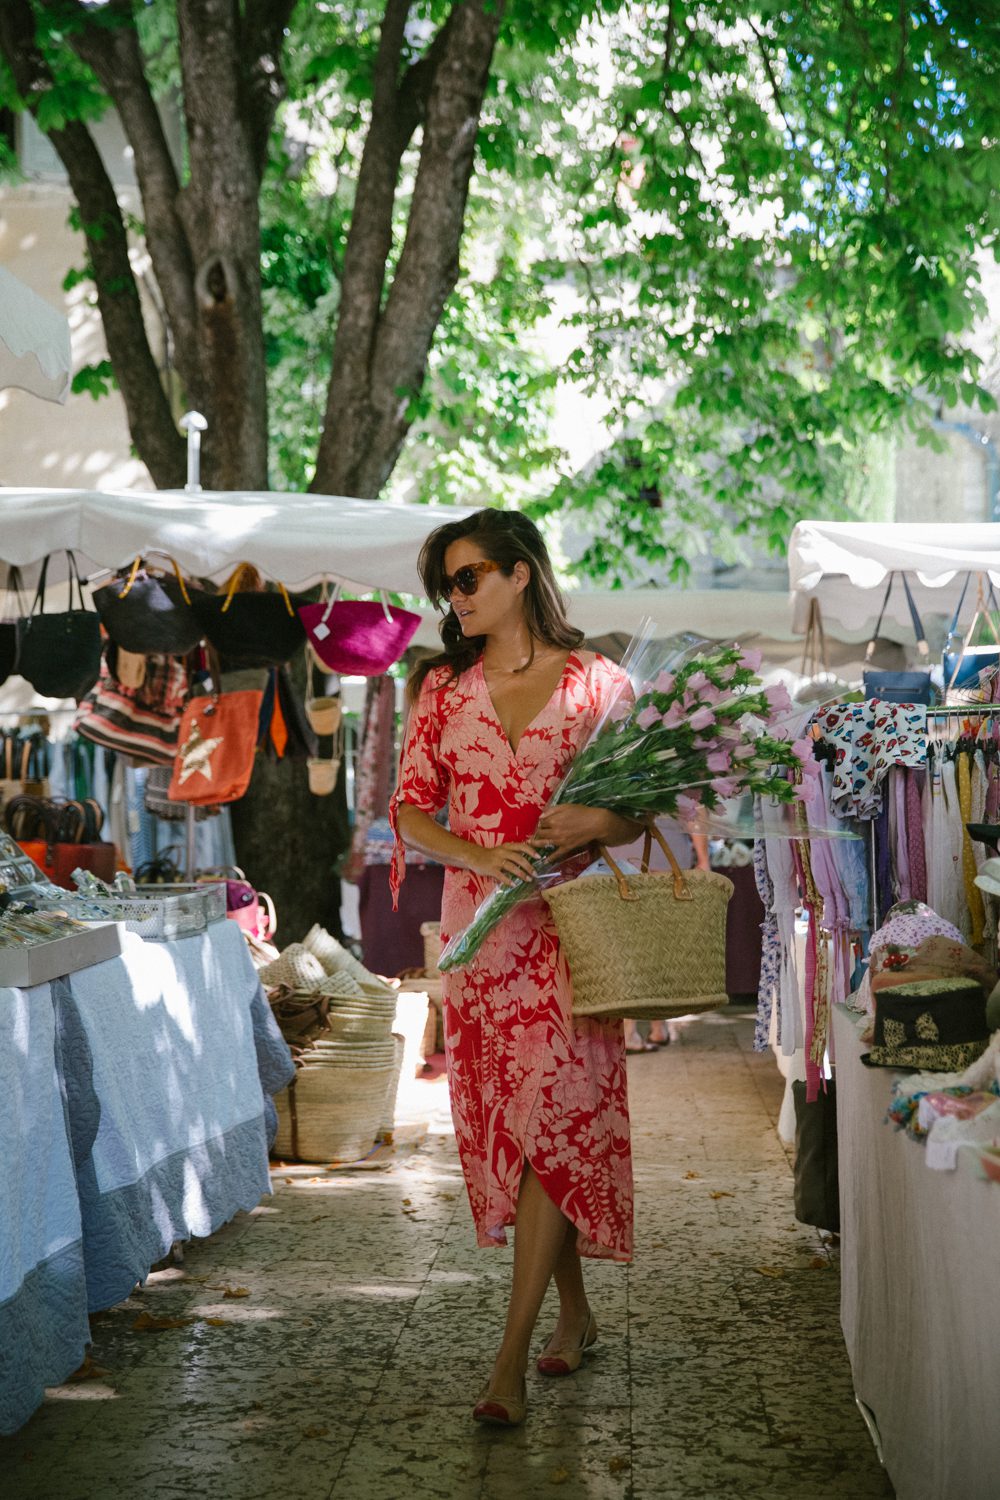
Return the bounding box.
[833,1003,1000,1500]
[0,919,294,1434]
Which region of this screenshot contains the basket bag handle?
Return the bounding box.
[2,565,26,622]
[220,561,295,617]
[801,597,828,679]
[595,823,693,904]
[117,554,192,605]
[865,571,929,662]
[945,573,1000,692]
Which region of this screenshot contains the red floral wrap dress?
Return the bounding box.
[390,649,633,1262]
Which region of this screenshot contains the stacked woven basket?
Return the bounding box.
[260,925,404,1164]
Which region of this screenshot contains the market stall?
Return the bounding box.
[0,483,475,1432]
[757,520,1000,1496]
[833,1004,1000,1500]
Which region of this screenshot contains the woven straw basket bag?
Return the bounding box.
[542,825,734,1021]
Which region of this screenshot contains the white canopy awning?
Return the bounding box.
[788,520,1000,638]
[0,268,71,405]
[0,487,474,595]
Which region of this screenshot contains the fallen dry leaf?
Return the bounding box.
[682,1171,701,1181]
[547,1468,570,1485]
[222,1286,251,1299]
[402,1198,412,1206]
[202,1317,231,1327]
[754,1266,785,1279]
[608,1456,629,1475]
[302,1425,330,1440]
[131,1312,195,1332]
[709,1191,733,1200]
[808,1256,830,1271]
[69,1356,112,1381]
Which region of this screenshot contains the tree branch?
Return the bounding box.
[240,0,299,177]
[0,0,185,485]
[54,0,202,402]
[746,18,793,138]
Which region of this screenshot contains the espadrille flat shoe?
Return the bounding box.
[536,1311,598,1376]
[472,1379,527,1427]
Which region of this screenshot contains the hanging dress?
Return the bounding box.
[390,650,633,1262]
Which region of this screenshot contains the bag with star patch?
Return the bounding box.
[167,688,264,806]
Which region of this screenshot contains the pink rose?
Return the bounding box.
[732,742,755,761]
[707,749,731,773]
[661,702,687,730]
[689,706,715,731]
[764,683,793,715]
[608,698,630,723]
[637,703,662,731]
[655,670,676,694]
[677,792,703,816]
[710,777,739,798]
[686,670,708,693]
[791,737,822,777]
[738,647,763,673]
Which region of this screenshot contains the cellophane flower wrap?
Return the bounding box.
[437,624,813,974]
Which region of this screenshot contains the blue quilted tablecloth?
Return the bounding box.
[0,982,90,1436]
[0,918,294,1435]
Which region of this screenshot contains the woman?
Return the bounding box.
[390,509,641,1427]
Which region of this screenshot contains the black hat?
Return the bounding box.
[861,977,991,1071]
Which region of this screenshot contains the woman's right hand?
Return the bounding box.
[466,840,541,887]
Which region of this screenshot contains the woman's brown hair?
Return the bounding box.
[408,508,584,698]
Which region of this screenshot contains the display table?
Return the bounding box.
[833,1003,1000,1500]
[0,918,294,1435]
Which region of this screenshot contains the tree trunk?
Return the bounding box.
[312,0,506,498]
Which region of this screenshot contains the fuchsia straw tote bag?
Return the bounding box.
[297,586,420,676]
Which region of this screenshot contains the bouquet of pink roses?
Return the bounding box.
[437,632,813,973]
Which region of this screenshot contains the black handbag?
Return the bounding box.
[192,562,306,667]
[0,566,25,687]
[92,554,202,655]
[792,1079,840,1232]
[862,572,934,705]
[17,552,102,700]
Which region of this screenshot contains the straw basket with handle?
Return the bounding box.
[542,824,734,1021]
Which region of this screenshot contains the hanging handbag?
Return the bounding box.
[74,647,189,766]
[192,563,306,667]
[943,573,1000,703]
[16,551,102,700]
[0,566,26,687]
[167,687,264,806]
[298,583,420,676]
[862,571,934,705]
[5,792,116,888]
[305,645,342,736]
[92,555,202,655]
[198,865,276,941]
[0,727,50,804]
[541,825,734,1021]
[791,1080,839,1232]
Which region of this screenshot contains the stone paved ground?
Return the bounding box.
[2,1010,894,1500]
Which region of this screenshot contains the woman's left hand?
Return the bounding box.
[533,804,609,863]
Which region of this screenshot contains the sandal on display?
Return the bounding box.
[625,1040,656,1053]
[472,1380,527,1427]
[536,1312,598,1377]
